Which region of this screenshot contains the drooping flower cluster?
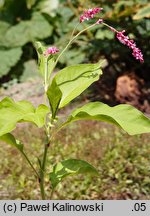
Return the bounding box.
[80,8,103,23]
[116,30,144,63]
[44,47,59,57]
[79,7,144,63]
[42,8,144,63]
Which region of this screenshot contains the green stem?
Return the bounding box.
[54,22,97,69]
[21,151,39,178]
[40,56,55,199]
[44,58,48,92]
[102,22,118,33]
[70,23,80,40]
[39,49,53,200]
[67,0,93,39]
[39,124,53,199]
[39,142,49,200]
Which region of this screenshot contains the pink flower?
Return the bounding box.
[80,8,103,23]
[96,18,103,24]
[44,47,59,57]
[116,30,144,63]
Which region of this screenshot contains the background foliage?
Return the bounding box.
[0,0,149,83]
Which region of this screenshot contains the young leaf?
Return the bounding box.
[0,133,23,152]
[47,62,103,116]
[0,97,50,136]
[34,41,46,77]
[47,79,62,118]
[34,41,55,78]
[63,102,150,135]
[49,159,99,189]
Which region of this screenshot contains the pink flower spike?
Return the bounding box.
[96,18,103,24]
[116,30,144,63]
[80,7,103,23]
[44,47,59,57]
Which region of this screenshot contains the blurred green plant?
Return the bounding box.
[0,0,59,81]
[0,0,149,83]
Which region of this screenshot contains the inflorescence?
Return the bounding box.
[44,47,59,57]
[44,7,144,63]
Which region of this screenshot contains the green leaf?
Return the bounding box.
[23,104,50,127]
[34,41,55,78]
[133,4,150,20]
[95,29,114,40]
[31,12,53,39]
[34,41,46,77]
[20,60,39,82]
[47,62,103,116]
[5,12,53,47]
[49,159,99,189]
[0,0,4,8]
[0,21,10,46]
[58,49,86,65]
[0,97,50,136]
[64,102,150,135]
[47,79,62,118]
[26,0,36,9]
[0,133,23,152]
[0,47,22,78]
[36,0,59,16]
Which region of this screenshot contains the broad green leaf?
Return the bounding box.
[133,4,150,20]
[0,97,50,136]
[58,49,86,65]
[0,21,10,46]
[22,104,50,127]
[49,159,99,189]
[26,0,36,9]
[36,0,59,16]
[64,102,150,135]
[0,133,23,152]
[0,47,22,78]
[5,12,53,47]
[0,0,4,8]
[20,60,39,82]
[47,62,103,116]
[31,12,53,39]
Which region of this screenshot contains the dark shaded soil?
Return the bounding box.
[87,68,150,114]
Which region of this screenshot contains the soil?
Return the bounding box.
[0,78,44,107]
[88,69,150,115]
